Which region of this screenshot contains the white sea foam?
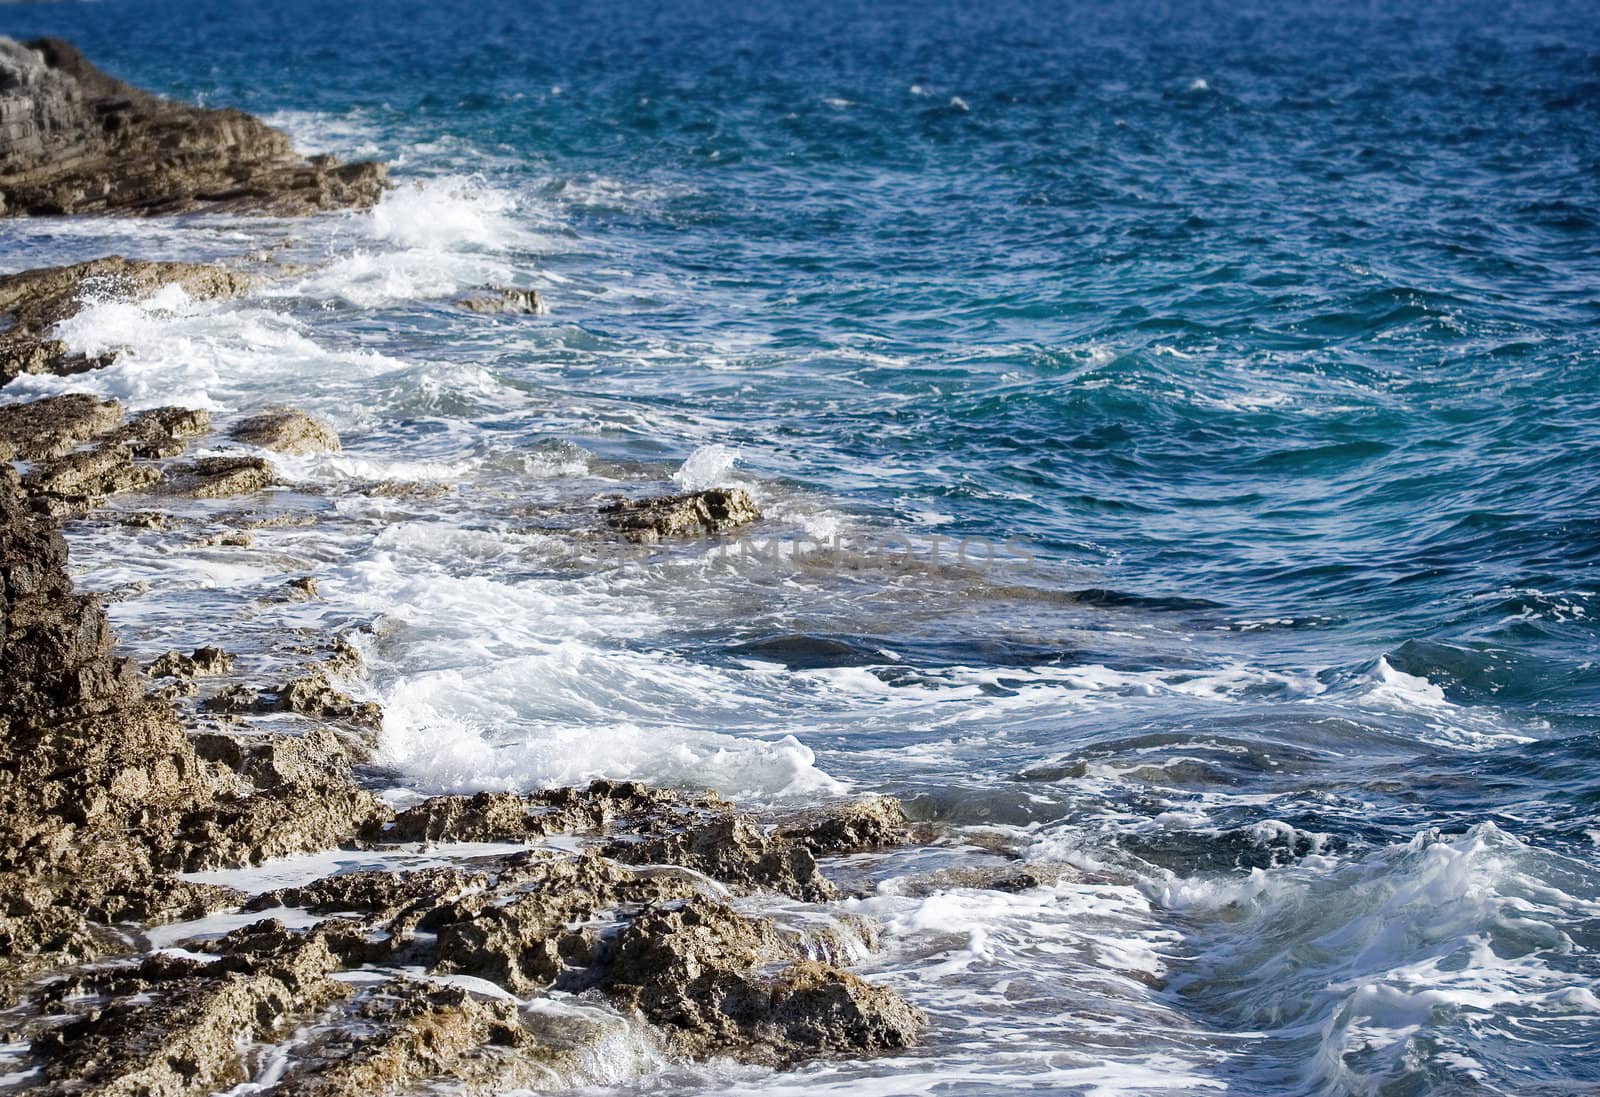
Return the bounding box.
[671,443,741,490]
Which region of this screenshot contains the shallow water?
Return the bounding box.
[3,0,1600,1092]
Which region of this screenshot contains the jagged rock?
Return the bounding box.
[162,455,275,497]
[202,682,260,714]
[245,865,488,918]
[200,669,381,734]
[600,898,925,1064]
[278,575,320,601]
[378,782,849,903]
[599,487,761,542]
[776,795,910,854]
[431,852,696,995]
[275,668,383,729]
[191,727,350,792]
[456,286,547,316]
[603,811,837,902]
[31,923,352,1095]
[113,405,211,458]
[0,392,122,460]
[22,441,160,500]
[268,982,545,1097]
[148,646,235,680]
[168,778,392,872]
[0,37,389,218]
[0,256,251,386]
[231,408,341,455]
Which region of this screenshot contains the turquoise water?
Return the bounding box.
[4,1,1600,1092]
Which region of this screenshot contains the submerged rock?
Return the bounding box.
[231,408,341,455]
[0,37,388,217]
[0,256,251,386]
[599,487,761,542]
[149,646,236,680]
[456,286,548,316]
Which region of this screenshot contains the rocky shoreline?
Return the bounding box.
[0,37,927,1095]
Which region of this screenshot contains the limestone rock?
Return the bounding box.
[600,898,925,1064]
[231,408,341,455]
[149,646,235,680]
[776,795,910,854]
[0,393,122,461]
[599,487,761,542]
[162,455,275,498]
[0,37,389,218]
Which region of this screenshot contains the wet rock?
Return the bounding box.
[202,682,260,715]
[456,286,548,316]
[275,668,383,729]
[600,898,925,1064]
[278,575,320,601]
[600,487,761,542]
[245,866,488,918]
[162,455,276,498]
[0,255,251,386]
[192,528,254,547]
[604,811,838,902]
[113,405,212,458]
[776,795,910,854]
[21,441,160,500]
[431,851,699,995]
[271,982,540,1097]
[149,646,236,680]
[200,669,381,735]
[379,782,839,902]
[891,861,1082,897]
[0,392,122,460]
[32,923,351,1095]
[231,408,341,455]
[169,778,392,872]
[0,37,388,218]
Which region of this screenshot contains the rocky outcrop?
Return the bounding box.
[0,37,388,217]
[0,459,377,966]
[0,399,918,1091]
[230,407,341,454]
[0,256,251,386]
[0,393,229,514]
[600,487,762,542]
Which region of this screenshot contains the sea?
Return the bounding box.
[2,1,1599,1093]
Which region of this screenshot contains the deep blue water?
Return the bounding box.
[4,1,1600,1093]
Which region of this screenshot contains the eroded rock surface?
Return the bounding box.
[0,37,388,217]
[231,407,341,455]
[600,487,761,542]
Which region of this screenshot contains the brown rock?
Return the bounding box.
[0,37,389,218]
[776,795,910,854]
[162,455,275,498]
[0,393,122,460]
[600,487,761,542]
[231,408,341,455]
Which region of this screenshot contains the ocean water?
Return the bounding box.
[3,0,1600,1092]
